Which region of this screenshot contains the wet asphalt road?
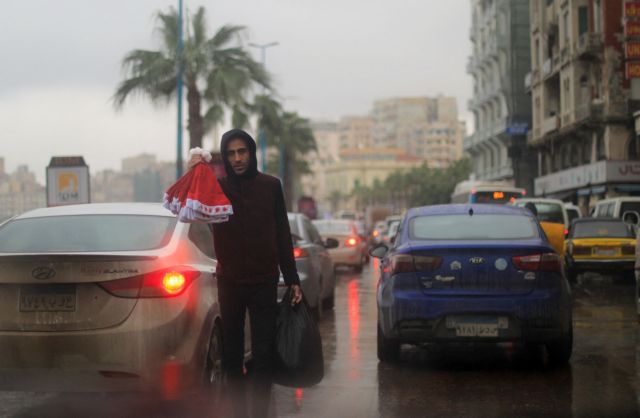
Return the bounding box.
[1,261,639,417]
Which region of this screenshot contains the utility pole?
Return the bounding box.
[175,0,184,179]
[249,41,279,173]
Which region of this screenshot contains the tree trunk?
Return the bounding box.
[186,81,204,149]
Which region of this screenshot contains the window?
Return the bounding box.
[572,221,634,239]
[189,223,215,258]
[563,12,570,47]
[593,0,602,33]
[409,214,538,240]
[578,6,588,36]
[0,215,176,253]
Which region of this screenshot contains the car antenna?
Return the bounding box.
[468,207,474,217]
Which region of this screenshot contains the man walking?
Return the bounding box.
[189,129,302,418]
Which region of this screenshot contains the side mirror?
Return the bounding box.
[369,244,389,259]
[324,238,339,249]
[622,211,640,225]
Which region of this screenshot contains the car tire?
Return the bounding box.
[203,324,224,394]
[377,323,400,363]
[546,325,573,366]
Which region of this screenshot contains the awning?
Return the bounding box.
[614,184,640,193]
[575,185,608,196]
[547,189,576,201]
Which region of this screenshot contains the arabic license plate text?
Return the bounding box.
[455,323,499,337]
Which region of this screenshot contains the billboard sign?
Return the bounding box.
[46,156,90,206]
[626,1,640,18]
[626,20,640,37]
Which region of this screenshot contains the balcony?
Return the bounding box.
[574,99,605,123]
[541,115,560,136]
[575,33,602,60]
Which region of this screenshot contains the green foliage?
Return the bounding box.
[351,158,472,210]
[113,6,269,149]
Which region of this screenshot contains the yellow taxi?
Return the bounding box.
[564,217,636,281]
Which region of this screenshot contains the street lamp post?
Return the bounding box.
[175,0,184,180]
[249,41,278,173]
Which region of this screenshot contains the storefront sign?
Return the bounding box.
[626,1,640,18]
[46,156,90,206]
[627,61,640,78]
[534,161,640,196]
[626,42,640,59]
[626,20,640,37]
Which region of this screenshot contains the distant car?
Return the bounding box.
[371,204,572,365]
[593,197,640,224]
[313,219,368,272]
[279,213,338,316]
[512,198,569,227]
[565,217,636,282]
[371,220,388,245]
[0,203,229,393]
[381,218,402,246]
[565,203,582,224]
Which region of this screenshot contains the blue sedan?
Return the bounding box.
[370,204,572,364]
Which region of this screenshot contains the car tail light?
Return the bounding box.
[572,246,591,255]
[384,254,442,274]
[512,253,562,272]
[345,237,359,247]
[622,245,635,255]
[373,230,379,237]
[99,267,200,298]
[293,247,309,258]
[564,228,569,237]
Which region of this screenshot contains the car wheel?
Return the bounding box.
[377,323,400,363]
[204,324,224,394]
[546,325,572,366]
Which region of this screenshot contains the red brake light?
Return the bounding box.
[293,247,309,258]
[512,253,561,272]
[346,237,358,247]
[522,190,527,196]
[385,254,442,274]
[99,267,200,298]
[564,228,569,236]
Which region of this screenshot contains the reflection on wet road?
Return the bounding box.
[1,265,639,417]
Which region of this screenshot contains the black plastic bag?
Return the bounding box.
[273,287,324,387]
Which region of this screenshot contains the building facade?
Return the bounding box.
[467,0,534,191]
[372,96,465,167]
[528,0,640,211]
[0,164,46,219]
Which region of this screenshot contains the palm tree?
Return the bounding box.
[113,6,269,149]
[267,112,316,209]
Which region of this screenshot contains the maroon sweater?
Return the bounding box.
[212,171,300,286]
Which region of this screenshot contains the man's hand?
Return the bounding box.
[187,154,204,171]
[290,284,302,306]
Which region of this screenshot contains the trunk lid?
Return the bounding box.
[0,253,160,331]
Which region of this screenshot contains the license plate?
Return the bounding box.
[447,316,507,337]
[595,247,617,256]
[19,284,76,312]
[455,323,498,337]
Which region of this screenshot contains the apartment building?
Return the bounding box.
[528,0,640,209]
[372,96,465,167]
[0,164,46,219]
[467,0,534,191]
[338,116,373,149]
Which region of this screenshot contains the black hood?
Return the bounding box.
[220,129,259,181]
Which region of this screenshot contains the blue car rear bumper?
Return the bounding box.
[378,287,571,344]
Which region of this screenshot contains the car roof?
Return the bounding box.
[513,198,564,205]
[406,204,532,217]
[571,217,623,224]
[15,203,174,219]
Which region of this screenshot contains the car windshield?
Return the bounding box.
[313,220,353,235]
[387,220,400,236]
[410,214,538,240]
[0,215,177,253]
[572,221,634,239]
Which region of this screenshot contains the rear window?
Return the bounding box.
[312,220,353,235]
[572,221,634,239]
[410,214,537,240]
[620,202,640,216]
[0,215,177,253]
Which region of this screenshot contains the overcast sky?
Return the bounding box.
[0,0,472,183]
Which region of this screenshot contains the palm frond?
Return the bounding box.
[209,25,246,48]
